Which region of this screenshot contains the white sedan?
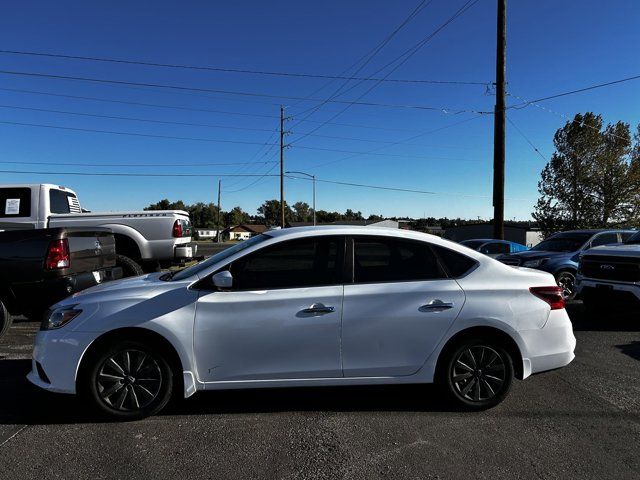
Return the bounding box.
[29,226,576,419]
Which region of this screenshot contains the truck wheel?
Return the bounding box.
[116,254,144,278]
[0,301,13,339]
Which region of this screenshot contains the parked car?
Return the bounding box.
[460,239,529,257]
[497,229,635,300]
[576,230,640,310]
[0,184,195,276]
[29,226,575,420]
[0,227,121,339]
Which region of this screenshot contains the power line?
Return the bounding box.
[289,0,482,144]
[509,73,640,106]
[0,48,488,86]
[0,87,462,133]
[0,159,278,168]
[0,120,278,146]
[0,104,277,132]
[0,70,485,113]
[505,116,548,162]
[0,168,530,200]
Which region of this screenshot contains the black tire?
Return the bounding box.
[555,270,577,301]
[439,337,514,410]
[0,301,13,339]
[79,340,174,420]
[116,254,144,278]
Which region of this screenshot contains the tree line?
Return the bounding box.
[533,112,640,237]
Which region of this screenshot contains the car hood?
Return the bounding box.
[499,249,573,260]
[55,272,174,307]
[583,244,640,257]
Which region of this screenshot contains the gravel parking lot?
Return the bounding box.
[0,304,638,480]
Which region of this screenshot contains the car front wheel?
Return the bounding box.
[79,340,174,420]
[555,270,577,300]
[440,339,514,410]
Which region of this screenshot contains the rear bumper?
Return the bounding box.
[519,309,576,377]
[9,267,122,316]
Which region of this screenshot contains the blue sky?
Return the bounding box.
[0,0,639,220]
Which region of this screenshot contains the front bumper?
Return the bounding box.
[577,277,640,302]
[519,309,576,377]
[27,329,97,394]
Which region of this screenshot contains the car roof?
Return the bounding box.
[462,238,509,243]
[555,229,635,235]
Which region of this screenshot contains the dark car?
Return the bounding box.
[0,227,122,338]
[460,238,529,258]
[497,229,635,299]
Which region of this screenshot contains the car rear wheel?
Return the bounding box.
[116,254,144,278]
[555,270,577,300]
[0,301,13,339]
[440,338,514,410]
[79,340,174,420]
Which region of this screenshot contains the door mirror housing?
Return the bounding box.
[211,270,233,290]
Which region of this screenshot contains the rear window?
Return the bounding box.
[0,188,31,218]
[50,189,81,214]
[432,245,478,278]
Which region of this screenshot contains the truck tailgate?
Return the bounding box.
[67,229,117,274]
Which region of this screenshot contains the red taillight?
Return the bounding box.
[529,286,565,310]
[46,238,70,270]
[172,220,183,238]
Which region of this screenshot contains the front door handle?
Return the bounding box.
[420,299,455,311]
[302,303,335,314]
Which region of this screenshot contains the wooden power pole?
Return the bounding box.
[280,106,286,229]
[492,0,507,240]
[216,179,221,243]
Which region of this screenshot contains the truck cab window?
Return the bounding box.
[50,190,81,214]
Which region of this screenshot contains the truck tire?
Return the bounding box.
[0,301,13,339]
[116,254,144,278]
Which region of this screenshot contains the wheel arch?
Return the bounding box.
[434,325,525,380]
[76,327,185,394]
[101,224,150,260]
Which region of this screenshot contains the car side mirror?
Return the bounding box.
[211,270,233,290]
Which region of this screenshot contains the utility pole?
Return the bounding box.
[216,179,221,243]
[280,106,286,229]
[492,0,506,240]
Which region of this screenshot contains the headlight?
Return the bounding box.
[41,306,83,330]
[523,258,547,268]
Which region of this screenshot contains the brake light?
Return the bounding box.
[172,220,183,238]
[46,239,70,270]
[529,286,565,310]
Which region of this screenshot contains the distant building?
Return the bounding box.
[287,219,400,229]
[444,222,542,247]
[225,224,268,241]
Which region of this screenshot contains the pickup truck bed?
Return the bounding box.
[0,227,122,338]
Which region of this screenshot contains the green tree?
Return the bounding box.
[292,201,311,222]
[532,113,640,236]
[257,199,292,226]
[225,206,250,227]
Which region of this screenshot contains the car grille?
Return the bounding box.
[580,255,640,282]
[499,257,521,266]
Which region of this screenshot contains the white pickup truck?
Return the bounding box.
[0,184,195,275]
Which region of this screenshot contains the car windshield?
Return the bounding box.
[625,231,640,244]
[531,233,592,252]
[460,240,486,250]
[168,234,272,281]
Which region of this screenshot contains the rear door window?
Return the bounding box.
[480,242,510,255]
[590,233,619,248]
[0,188,31,218]
[353,237,445,283]
[50,189,81,214]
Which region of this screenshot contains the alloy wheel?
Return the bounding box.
[451,346,506,402]
[96,349,163,411]
[556,272,576,299]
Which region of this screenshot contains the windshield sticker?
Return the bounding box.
[5,198,20,215]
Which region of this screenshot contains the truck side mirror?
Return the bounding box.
[211,270,233,290]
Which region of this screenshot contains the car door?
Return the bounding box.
[341,236,466,377]
[589,232,620,249]
[193,235,345,383]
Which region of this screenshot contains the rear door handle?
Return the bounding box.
[302,303,335,314]
[420,299,454,311]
